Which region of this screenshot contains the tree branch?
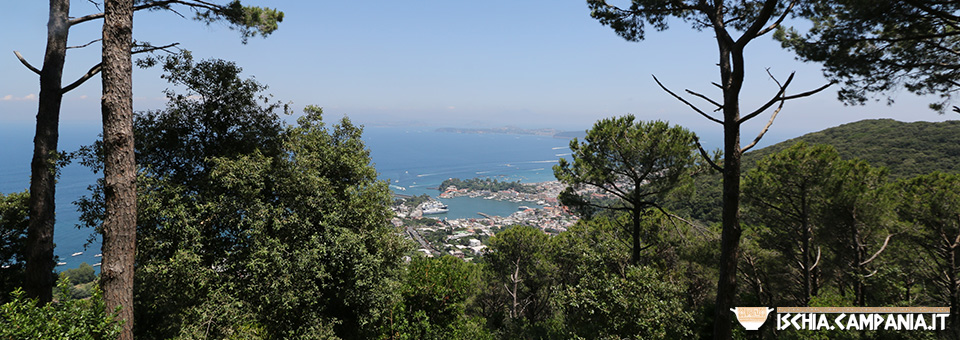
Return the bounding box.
[780,81,834,101]
[736,0,780,47]
[809,246,822,271]
[67,38,102,49]
[61,43,178,94]
[132,42,180,55]
[685,89,723,111]
[69,0,220,26]
[653,75,724,124]
[61,63,102,94]
[756,0,798,37]
[13,51,41,75]
[740,72,794,123]
[860,234,894,266]
[694,137,723,173]
[740,99,783,153]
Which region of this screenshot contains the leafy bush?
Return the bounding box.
[0,191,28,304]
[0,278,120,339]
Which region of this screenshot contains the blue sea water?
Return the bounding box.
[0,122,574,271]
[1,122,103,272]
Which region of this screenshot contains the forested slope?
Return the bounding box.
[670,119,960,224]
[744,119,960,178]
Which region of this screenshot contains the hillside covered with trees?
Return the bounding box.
[745,119,960,178]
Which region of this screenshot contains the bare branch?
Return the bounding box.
[61,63,101,94]
[694,137,723,173]
[810,246,822,271]
[69,0,220,26]
[70,11,105,26]
[953,229,960,249]
[740,72,794,123]
[740,99,783,153]
[756,0,798,37]
[650,202,715,240]
[61,42,178,94]
[860,234,895,266]
[736,0,780,47]
[87,0,102,10]
[781,82,834,101]
[67,38,102,50]
[653,75,724,124]
[13,51,41,75]
[765,68,782,88]
[685,89,723,111]
[132,42,180,55]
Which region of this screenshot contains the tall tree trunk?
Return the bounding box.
[853,229,865,306]
[713,41,744,340]
[801,192,812,305]
[948,246,959,338]
[631,185,641,265]
[24,0,70,303]
[101,0,136,338]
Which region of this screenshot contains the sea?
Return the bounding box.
[0,122,577,272]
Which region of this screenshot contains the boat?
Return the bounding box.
[94,253,102,257]
[422,201,449,215]
[518,206,530,211]
[93,263,101,267]
[71,252,83,257]
[56,262,66,266]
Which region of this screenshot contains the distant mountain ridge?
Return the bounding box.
[746,119,960,178]
[436,126,586,139]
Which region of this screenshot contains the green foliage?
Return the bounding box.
[213,1,284,43]
[777,1,960,111]
[61,262,97,286]
[550,216,701,339]
[138,51,285,188]
[439,178,533,194]
[554,115,698,264]
[744,119,960,179]
[671,119,960,224]
[479,225,557,338]
[556,265,695,339]
[895,172,960,331]
[396,194,433,209]
[384,256,491,340]
[743,142,890,306]
[78,56,406,339]
[0,190,28,304]
[0,278,120,339]
[554,116,698,212]
[133,0,283,44]
[60,262,98,300]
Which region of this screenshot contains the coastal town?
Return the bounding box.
[391,180,582,260]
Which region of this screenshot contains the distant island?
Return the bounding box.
[436,126,585,139]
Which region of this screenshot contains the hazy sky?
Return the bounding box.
[1,1,953,149]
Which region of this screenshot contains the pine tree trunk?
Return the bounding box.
[101,0,136,338]
[24,0,70,304]
[713,42,744,340]
[631,185,641,265]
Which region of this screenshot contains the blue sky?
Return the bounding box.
[0,1,953,149]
